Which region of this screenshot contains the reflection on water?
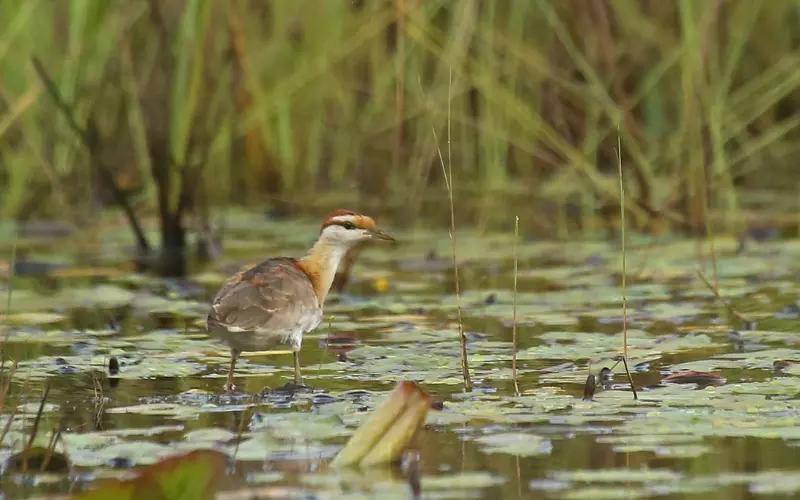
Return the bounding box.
[1,213,800,499]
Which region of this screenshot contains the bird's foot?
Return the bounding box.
[223,381,237,393]
[260,382,314,396]
[283,381,313,392]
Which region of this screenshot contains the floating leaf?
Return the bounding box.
[5,445,70,473]
[5,312,66,325]
[71,449,228,500]
[473,432,553,457]
[249,412,353,441]
[551,468,685,483]
[661,371,726,387]
[4,213,800,499]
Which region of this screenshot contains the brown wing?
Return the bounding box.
[206,257,321,341]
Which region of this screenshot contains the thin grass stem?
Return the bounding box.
[511,215,520,396]
[616,132,638,401]
[431,68,471,392]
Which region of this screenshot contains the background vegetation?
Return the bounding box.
[2,0,800,273]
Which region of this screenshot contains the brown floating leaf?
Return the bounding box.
[318,334,361,354]
[70,449,228,500]
[331,380,432,468]
[661,371,726,387]
[773,359,800,371]
[109,357,120,375]
[582,374,597,401]
[6,446,70,473]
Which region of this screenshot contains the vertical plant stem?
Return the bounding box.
[704,173,719,295]
[0,362,19,447]
[0,200,20,414]
[232,393,257,464]
[393,0,405,175]
[433,69,471,392]
[1,228,18,373]
[511,215,520,396]
[617,136,628,362]
[4,228,16,319]
[24,382,49,473]
[40,427,62,473]
[616,133,638,401]
[448,69,471,393]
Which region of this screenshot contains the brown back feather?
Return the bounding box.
[207,257,319,335]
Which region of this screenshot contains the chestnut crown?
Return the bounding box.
[317,209,395,246]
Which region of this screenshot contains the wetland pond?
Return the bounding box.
[1,211,800,499]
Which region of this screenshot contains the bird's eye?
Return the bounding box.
[342,221,356,230]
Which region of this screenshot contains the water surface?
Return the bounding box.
[1,213,799,499]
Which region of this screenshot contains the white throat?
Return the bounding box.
[320,243,348,280]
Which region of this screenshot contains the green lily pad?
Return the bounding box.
[2,209,800,499]
[5,312,66,325]
[473,432,553,456]
[248,412,353,440]
[551,468,685,483]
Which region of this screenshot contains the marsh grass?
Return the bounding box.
[5,383,69,475]
[2,228,16,345]
[0,1,798,238]
[0,361,19,447]
[0,229,18,448]
[511,215,519,396]
[615,133,638,401]
[431,69,472,392]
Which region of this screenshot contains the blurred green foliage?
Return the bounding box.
[1,0,799,236]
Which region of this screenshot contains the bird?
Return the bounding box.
[205,209,395,391]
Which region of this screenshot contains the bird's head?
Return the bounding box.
[318,209,396,248]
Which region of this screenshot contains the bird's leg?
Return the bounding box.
[293,351,303,386]
[225,350,239,393]
[265,351,311,395]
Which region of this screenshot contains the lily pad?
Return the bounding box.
[473,432,553,457]
[5,312,66,325]
[2,209,800,499]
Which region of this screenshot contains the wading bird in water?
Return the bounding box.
[206,209,395,391]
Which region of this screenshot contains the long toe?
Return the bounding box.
[274,382,314,394]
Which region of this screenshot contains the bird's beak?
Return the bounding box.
[370,228,396,242]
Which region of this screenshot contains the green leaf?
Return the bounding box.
[71,450,228,500]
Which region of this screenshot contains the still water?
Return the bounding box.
[1,211,799,499]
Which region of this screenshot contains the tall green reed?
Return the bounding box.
[0,0,798,237]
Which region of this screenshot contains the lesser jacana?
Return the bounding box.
[206,209,395,391]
